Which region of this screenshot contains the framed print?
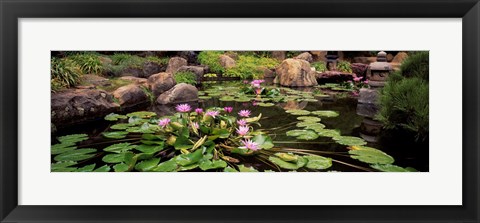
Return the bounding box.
[1,0,479,222]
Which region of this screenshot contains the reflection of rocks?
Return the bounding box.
[359,118,383,143]
[219,55,236,69]
[294,52,313,62]
[166,57,188,74]
[358,88,379,105]
[274,59,318,87]
[279,100,309,110]
[356,103,379,118]
[147,72,176,97]
[113,84,149,109]
[51,89,119,127]
[156,83,198,104]
[315,71,356,83]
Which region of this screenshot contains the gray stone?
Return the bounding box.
[358,88,379,105]
[219,55,236,69]
[147,72,176,97]
[356,103,380,118]
[166,57,188,74]
[274,59,318,87]
[177,66,205,81]
[113,84,149,108]
[271,51,286,61]
[156,83,198,104]
[294,52,313,62]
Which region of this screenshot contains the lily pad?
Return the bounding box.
[75,164,96,172]
[224,166,238,172]
[333,136,367,146]
[219,96,235,101]
[51,144,77,155]
[348,146,395,165]
[105,113,128,121]
[370,164,414,172]
[53,148,97,162]
[237,165,259,172]
[296,121,322,128]
[57,134,88,144]
[103,142,136,153]
[113,163,129,172]
[135,158,161,171]
[304,155,332,170]
[297,116,321,122]
[175,149,203,166]
[135,144,164,154]
[311,110,339,117]
[315,129,341,137]
[304,123,326,132]
[269,156,307,170]
[286,110,311,116]
[126,111,157,119]
[257,102,275,107]
[199,159,227,171]
[93,165,111,172]
[102,152,132,163]
[199,96,212,100]
[252,134,274,149]
[103,131,128,139]
[152,159,178,172]
[110,123,132,130]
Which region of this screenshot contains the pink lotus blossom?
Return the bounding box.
[251,79,265,85]
[236,125,250,136]
[352,91,359,96]
[195,108,203,114]
[239,139,260,151]
[191,122,199,129]
[205,110,220,118]
[237,119,247,126]
[238,110,251,117]
[175,104,192,113]
[353,77,363,82]
[243,80,249,84]
[252,101,258,106]
[224,107,233,113]
[363,80,369,84]
[158,118,171,128]
[347,80,353,83]
[254,88,263,95]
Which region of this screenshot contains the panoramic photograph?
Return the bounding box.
[51,50,429,172]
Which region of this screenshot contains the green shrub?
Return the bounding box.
[70,53,103,74]
[286,51,302,58]
[398,51,428,81]
[377,77,429,141]
[311,61,327,72]
[105,53,169,76]
[204,73,217,78]
[174,71,197,85]
[51,58,82,90]
[337,61,352,73]
[197,51,225,74]
[223,55,279,79]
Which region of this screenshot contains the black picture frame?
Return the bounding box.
[1,0,479,222]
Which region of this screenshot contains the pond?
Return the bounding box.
[52,80,428,172]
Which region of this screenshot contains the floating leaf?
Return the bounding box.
[126,111,157,118]
[199,159,227,170]
[300,98,318,102]
[51,161,77,168]
[175,149,203,166]
[315,129,341,137]
[51,143,77,155]
[237,165,258,172]
[53,148,97,162]
[348,146,394,165]
[311,110,339,117]
[135,158,161,171]
[333,136,367,146]
[297,116,321,122]
[252,134,274,149]
[178,163,199,171]
[199,96,212,100]
[103,131,128,139]
[304,123,326,132]
[153,159,178,172]
[231,147,255,156]
[286,110,311,115]
[135,144,164,154]
[257,102,275,107]
[275,153,298,162]
[296,121,322,128]
[102,152,132,163]
[93,165,111,172]
[370,164,416,172]
[269,156,307,170]
[57,134,88,144]
[174,135,193,150]
[219,96,235,101]
[234,97,251,102]
[103,142,136,153]
[224,166,238,172]
[304,155,332,170]
[105,113,127,121]
[75,164,96,172]
[113,163,129,172]
[110,123,132,130]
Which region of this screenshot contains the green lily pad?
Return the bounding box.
[224,166,238,172]
[311,110,340,117]
[304,123,326,132]
[135,158,161,171]
[252,134,274,149]
[269,156,307,170]
[102,131,128,139]
[103,142,136,153]
[113,163,129,172]
[348,146,395,165]
[75,164,96,172]
[333,136,367,146]
[199,159,227,171]
[51,144,77,155]
[93,165,111,172]
[57,134,88,144]
[370,164,411,172]
[135,144,164,154]
[199,96,212,100]
[105,113,128,121]
[286,109,311,115]
[237,165,259,172]
[174,135,193,150]
[175,149,203,166]
[110,123,132,130]
[102,152,132,163]
[152,159,178,172]
[296,121,323,128]
[126,111,157,119]
[315,129,341,137]
[300,98,318,102]
[304,155,332,170]
[53,148,97,162]
[234,97,251,102]
[219,96,235,101]
[178,163,199,171]
[297,116,321,122]
[257,102,275,107]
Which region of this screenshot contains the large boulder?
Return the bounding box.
[119,76,148,87]
[294,52,313,62]
[351,63,369,77]
[113,84,149,109]
[156,83,198,104]
[177,51,198,64]
[310,51,327,62]
[51,89,119,127]
[219,55,236,69]
[392,52,409,64]
[166,57,188,74]
[142,61,164,77]
[147,72,176,97]
[177,65,205,81]
[274,59,318,87]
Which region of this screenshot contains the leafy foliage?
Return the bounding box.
[51,57,82,91]
[336,61,352,73]
[223,55,279,79]
[197,51,225,74]
[174,71,197,85]
[70,53,103,74]
[311,61,327,72]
